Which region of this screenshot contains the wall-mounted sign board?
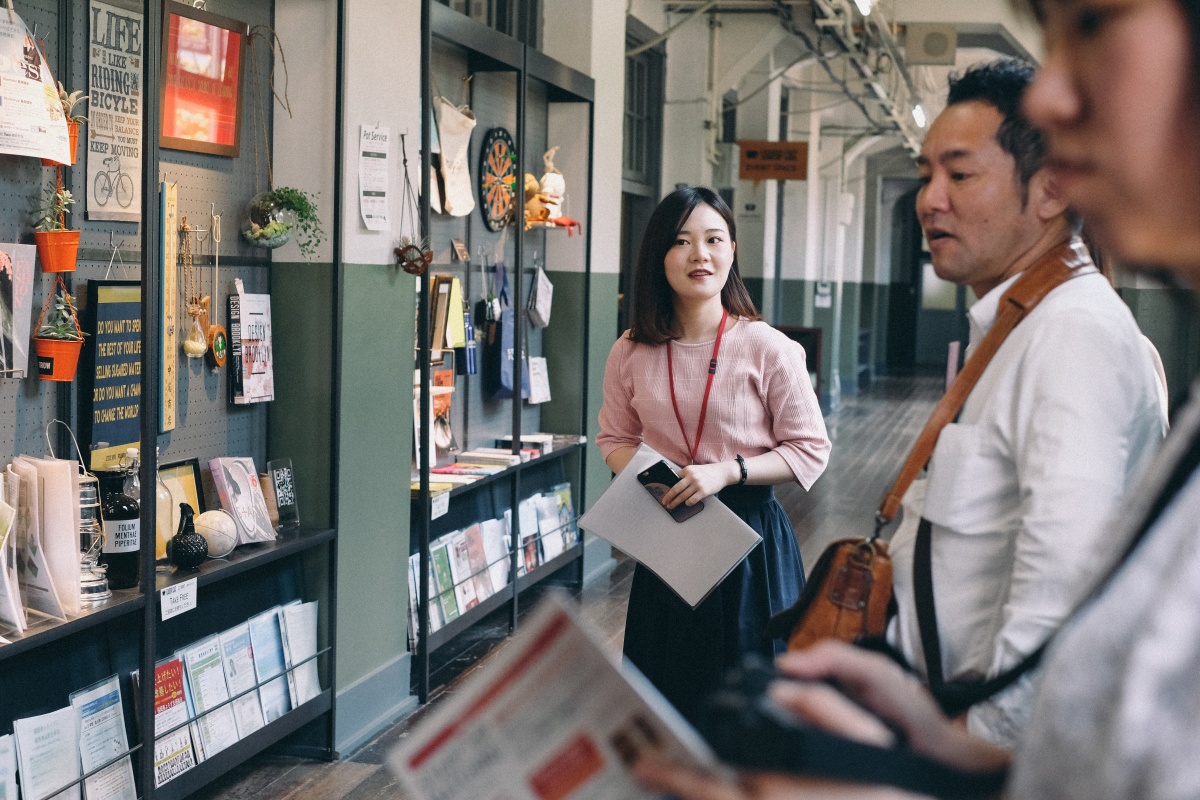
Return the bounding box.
[737,140,808,182]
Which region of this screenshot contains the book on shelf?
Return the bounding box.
[455,450,522,467]
[516,495,543,575]
[464,446,534,463]
[410,481,455,498]
[247,608,294,724]
[550,482,579,548]
[425,558,447,632]
[495,433,587,454]
[413,472,479,487]
[408,553,420,643]
[430,274,452,354]
[430,463,505,476]
[180,636,241,759]
[228,279,274,405]
[218,623,267,740]
[210,457,277,545]
[280,601,321,706]
[460,524,496,602]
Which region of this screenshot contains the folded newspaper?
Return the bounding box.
[578,444,762,608]
[388,593,717,800]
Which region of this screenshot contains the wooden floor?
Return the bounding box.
[190,374,942,800]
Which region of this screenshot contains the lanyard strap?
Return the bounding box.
[668,308,729,465]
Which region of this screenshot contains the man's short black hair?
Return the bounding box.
[946,59,1047,197]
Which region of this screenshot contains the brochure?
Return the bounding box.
[247,608,293,723]
[388,593,716,800]
[13,706,81,800]
[70,675,136,800]
[149,657,197,787]
[280,601,321,706]
[0,734,17,800]
[219,623,267,739]
[181,636,241,758]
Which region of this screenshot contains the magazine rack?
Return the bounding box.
[411,4,596,702]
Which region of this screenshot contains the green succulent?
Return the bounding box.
[33,185,75,232]
[57,81,88,124]
[36,288,86,341]
[251,187,325,258]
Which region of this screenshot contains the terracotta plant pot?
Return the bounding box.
[34,337,83,381]
[41,120,80,167]
[33,229,81,273]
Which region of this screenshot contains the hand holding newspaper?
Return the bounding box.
[388,593,717,800]
[578,444,761,608]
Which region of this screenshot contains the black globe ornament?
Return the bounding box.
[168,502,209,571]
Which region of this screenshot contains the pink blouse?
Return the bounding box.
[597,318,831,490]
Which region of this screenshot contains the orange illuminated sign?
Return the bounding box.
[737,140,808,181]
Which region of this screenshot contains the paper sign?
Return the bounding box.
[431,492,449,520]
[359,124,391,231]
[815,280,833,309]
[161,578,198,621]
[528,357,551,404]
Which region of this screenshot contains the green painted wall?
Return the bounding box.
[335,263,416,690]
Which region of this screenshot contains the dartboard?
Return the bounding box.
[478,127,517,232]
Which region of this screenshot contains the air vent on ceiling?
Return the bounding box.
[906,23,957,66]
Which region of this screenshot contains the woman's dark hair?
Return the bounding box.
[628,186,761,345]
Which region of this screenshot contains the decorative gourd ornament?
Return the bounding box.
[168,502,209,570]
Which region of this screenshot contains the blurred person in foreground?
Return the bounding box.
[635,0,1200,797]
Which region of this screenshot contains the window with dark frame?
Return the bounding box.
[436,0,542,49]
[622,34,662,191]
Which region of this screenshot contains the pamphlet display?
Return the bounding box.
[247,608,292,723]
[0,10,71,163]
[12,706,82,800]
[181,636,240,759]
[148,657,198,787]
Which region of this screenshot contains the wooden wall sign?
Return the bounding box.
[737,140,808,182]
[79,280,143,471]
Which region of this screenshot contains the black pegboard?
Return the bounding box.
[0,0,273,478]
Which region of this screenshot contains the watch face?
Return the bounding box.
[479,127,517,232]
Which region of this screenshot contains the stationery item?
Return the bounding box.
[13,706,82,800]
[148,657,198,787]
[387,593,716,800]
[280,601,321,706]
[247,607,293,722]
[70,674,136,800]
[209,457,276,545]
[528,356,551,404]
[218,623,267,739]
[181,636,241,758]
[579,444,762,609]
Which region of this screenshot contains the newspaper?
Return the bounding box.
[388,593,716,800]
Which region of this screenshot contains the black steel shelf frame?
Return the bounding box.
[414,6,595,704]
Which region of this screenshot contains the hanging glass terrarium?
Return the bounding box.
[239,190,298,250]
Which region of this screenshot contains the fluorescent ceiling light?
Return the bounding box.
[868,81,887,100]
[912,103,927,128]
[854,0,872,14]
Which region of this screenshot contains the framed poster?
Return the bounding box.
[87,0,144,221]
[78,280,142,471]
[159,1,248,157]
[160,458,205,535]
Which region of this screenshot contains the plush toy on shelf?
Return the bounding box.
[523,173,552,230]
[538,146,566,219]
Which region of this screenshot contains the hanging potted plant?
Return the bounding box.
[32,183,80,272]
[33,279,86,381]
[41,82,88,167]
[239,186,325,258]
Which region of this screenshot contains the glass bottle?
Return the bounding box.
[155,447,173,570]
[101,448,141,590]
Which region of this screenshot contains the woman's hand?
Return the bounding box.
[662,461,739,508]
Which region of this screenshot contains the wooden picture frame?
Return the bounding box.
[159,1,248,157]
[159,458,206,534]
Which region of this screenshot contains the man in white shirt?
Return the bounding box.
[884,59,1166,749]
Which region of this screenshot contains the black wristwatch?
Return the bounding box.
[735,454,748,485]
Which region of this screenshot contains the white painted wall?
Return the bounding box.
[272,0,338,264]
[334,0,423,266]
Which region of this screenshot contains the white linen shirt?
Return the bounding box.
[887,254,1167,749]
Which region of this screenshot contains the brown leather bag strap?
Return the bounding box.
[875,240,1094,529]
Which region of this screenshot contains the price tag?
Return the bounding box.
[432,492,450,520]
[160,578,198,621]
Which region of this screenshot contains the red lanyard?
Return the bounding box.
[667,309,728,465]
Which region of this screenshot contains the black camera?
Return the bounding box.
[695,655,1007,800]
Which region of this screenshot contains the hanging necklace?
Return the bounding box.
[180,217,206,358]
[667,308,729,465]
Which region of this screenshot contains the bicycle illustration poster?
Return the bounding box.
[87,0,143,222]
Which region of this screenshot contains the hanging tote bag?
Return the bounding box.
[481,261,530,400]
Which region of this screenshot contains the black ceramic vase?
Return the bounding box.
[168,502,209,571]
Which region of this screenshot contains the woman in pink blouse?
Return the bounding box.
[598,185,831,720]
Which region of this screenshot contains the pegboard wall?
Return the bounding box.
[0,0,284,483]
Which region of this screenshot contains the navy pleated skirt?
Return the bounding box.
[622,484,805,722]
